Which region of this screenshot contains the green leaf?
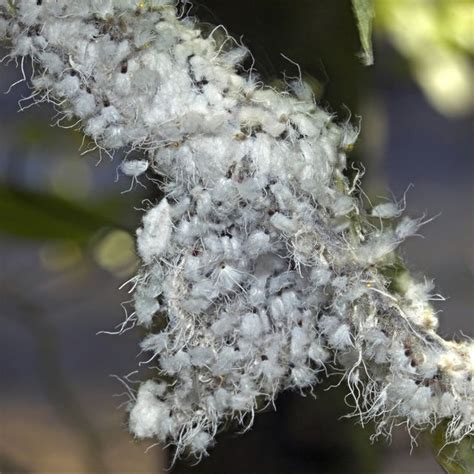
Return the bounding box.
[352,0,374,66]
[431,423,474,474]
[0,185,128,242]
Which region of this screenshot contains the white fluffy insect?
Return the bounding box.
[136,198,172,264]
[372,201,402,219]
[118,159,149,192]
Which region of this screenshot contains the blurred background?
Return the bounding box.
[0,0,472,472]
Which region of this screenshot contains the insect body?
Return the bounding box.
[118,159,149,192]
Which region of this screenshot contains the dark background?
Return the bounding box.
[0,1,472,472]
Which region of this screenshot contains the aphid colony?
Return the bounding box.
[1,0,472,461]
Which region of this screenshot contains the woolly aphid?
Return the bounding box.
[1,0,472,461]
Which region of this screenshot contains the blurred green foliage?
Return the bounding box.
[432,423,474,474]
[375,0,474,117]
[0,184,124,242]
[352,0,375,65]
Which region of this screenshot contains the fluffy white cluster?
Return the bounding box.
[1,0,472,460]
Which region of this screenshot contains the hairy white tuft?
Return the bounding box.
[1,0,472,461]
